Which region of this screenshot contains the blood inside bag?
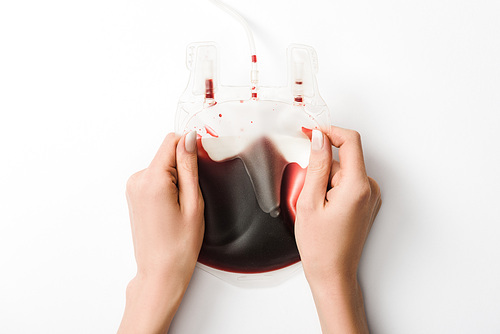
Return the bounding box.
[196,137,307,273]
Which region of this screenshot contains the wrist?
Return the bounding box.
[118,273,192,334]
[128,268,192,306]
[302,260,357,289]
[305,270,358,297]
[135,253,198,289]
[128,273,183,298]
[305,273,368,334]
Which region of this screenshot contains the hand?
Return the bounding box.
[118,131,204,334]
[295,126,381,333]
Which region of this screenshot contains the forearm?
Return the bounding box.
[117,274,189,334]
[308,275,368,334]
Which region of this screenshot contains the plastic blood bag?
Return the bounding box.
[175,1,330,285]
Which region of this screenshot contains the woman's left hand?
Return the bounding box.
[118,131,204,334]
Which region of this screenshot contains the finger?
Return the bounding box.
[149,133,179,172]
[176,131,201,213]
[298,129,332,209]
[327,126,366,176]
[331,158,340,175]
[329,158,341,188]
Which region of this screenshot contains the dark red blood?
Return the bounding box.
[295,80,303,85]
[294,96,303,103]
[251,54,257,63]
[196,138,307,273]
[205,79,214,99]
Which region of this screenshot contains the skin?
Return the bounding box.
[118,132,204,334]
[296,126,382,333]
[118,126,381,334]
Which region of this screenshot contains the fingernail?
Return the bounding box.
[311,129,324,151]
[185,131,197,153]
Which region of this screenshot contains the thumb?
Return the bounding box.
[298,129,332,209]
[176,131,202,213]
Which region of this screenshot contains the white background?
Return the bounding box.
[1,0,499,333]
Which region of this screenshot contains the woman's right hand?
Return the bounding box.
[295,126,381,334]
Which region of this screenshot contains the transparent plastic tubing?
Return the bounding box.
[209,0,259,98]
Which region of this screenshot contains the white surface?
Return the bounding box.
[1,0,499,333]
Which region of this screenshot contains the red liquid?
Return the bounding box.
[197,138,307,273]
[205,79,214,99]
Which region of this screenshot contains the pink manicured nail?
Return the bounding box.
[311,129,324,151]
[185,131,197,153]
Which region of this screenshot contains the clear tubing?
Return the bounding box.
[209,0,256,56]
[209,0,259,98]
